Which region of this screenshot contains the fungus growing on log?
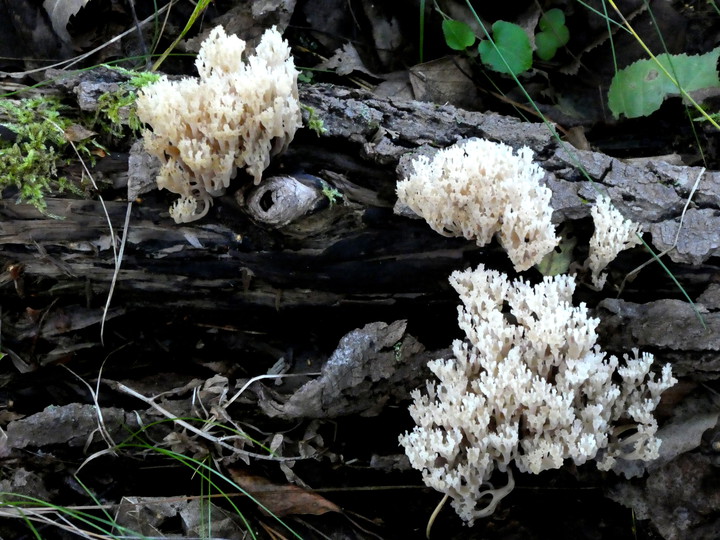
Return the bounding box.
[587,194,644,288]
[136,26,301,223]
[399,264,676,524]
[395,138,559,271]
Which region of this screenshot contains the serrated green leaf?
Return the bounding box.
[608,48,720,118]
[478,21,532,76]
[442,19,475,51]
[535,8,569,61]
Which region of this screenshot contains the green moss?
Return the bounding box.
[92,66,161,140]
[320,180,343,205]
[95,89,142,139]
[104,65,161,88]
[301,104,327,136]
[0,67,159,215]
[0,96,84,214]
[0,66,159,213]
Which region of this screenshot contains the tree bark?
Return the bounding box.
[0,81,718,378]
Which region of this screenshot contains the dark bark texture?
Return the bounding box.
[1,81,717,378]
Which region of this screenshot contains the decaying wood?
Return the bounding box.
[0,80,718,379]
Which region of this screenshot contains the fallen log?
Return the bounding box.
[0,81,718,376]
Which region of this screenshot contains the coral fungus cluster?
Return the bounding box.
[396,139,673,524]
[136,26,301,223]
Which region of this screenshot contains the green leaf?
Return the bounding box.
[535,8,569,61]
[478,21,532,76]
[442,19,475,51]
[608,48,720,118]
[535,225,576,276]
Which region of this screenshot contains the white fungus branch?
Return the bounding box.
[396,138,559,271]
[587,195,643,288]
[399,264,675,524]
[136,26,301,223]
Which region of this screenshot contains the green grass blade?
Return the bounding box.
[152,0,214,72]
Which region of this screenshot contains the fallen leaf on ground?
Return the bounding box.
[229,468,341,517]
[43,0,93,43]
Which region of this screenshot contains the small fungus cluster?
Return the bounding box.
[396,138,559,271]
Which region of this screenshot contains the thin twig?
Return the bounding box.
[127,0,150,69]
[199,372,320,436]
[0,1,178,78]
[102,201,133,344]
[619,166,704,290]
[108,380,309,462]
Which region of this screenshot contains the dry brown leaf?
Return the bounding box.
[409,57,480,110]
[63,123,95,142]
[229,468,341,517]
[318,43,377,77]
[43,0,93,44]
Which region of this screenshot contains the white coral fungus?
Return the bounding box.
[396,138,559,271]
[399,264,675,524]
[136,26,301,223]
[587,195,644,288]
